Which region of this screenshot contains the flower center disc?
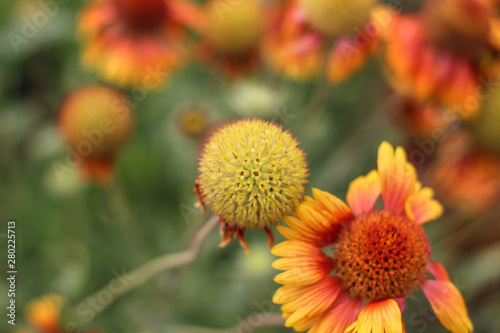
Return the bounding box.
[115,0,167,32]
[334,211,430,301]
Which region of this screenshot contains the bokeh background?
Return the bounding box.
[1,0,500,332]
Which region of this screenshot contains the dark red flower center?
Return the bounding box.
[333,210,430,301]
[422,0,490,59]
[114,0,167,32]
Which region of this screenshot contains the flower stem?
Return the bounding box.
[74,215,219,324]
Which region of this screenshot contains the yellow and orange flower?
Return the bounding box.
[272,142,473,332]
[78,0,203,87]
[428,133,500,215]
[264,0,387,82]
[20,294,102,333]
[397,100,450,139]
[57,85,134,184]
[382,0,499,119]
[24,294,65,333]
[196,0,265,78]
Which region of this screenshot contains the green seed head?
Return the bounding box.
[198,118,309,230]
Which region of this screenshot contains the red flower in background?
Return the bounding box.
[78,0,203,87]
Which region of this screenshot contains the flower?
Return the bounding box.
[196,118,308,252]
[20,294,103,333]
[396,99,449,139]
[429,132,500,215]
[25,294,65,333]
[78,0,202,87]
[264,0,385,82]
[196,0,265,78]
[382,0,498,118]
[176,105,210,139]
[299,0,376,37]
[57,85,134,183]
[272,142,473,332]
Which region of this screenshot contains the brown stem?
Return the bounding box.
[74,216,219,324]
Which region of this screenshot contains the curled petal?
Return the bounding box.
[405,186,443,224]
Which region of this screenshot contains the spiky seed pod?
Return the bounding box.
[197,118,308,251]
[298,0,376,37]
[206,0,264,55]
[58,85,134,182]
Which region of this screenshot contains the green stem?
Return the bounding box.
[74,215,219,324]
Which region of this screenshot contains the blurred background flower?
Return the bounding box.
[1,0,500,332]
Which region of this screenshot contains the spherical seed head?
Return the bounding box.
[198,119,308,230]
[206,0,264,55]
[422,0,490,59]
[58,85,134,158]
[299,0,376,37]
[473,87,500,153]
[334,211,430,301]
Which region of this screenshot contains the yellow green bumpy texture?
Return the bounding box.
[198,119,308,229]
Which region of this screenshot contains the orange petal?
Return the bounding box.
[412,45,437,100]
[346,170,381,216]
[309,293,363,333]
[280,192,352,246]
[488,17,500,50]
[427,261,450,281]
[271,240,322,258]
[421,279,473,333]
[377,142,416,215]
[272,241,331,286]
[282,276,343,329]
[405,186,443,224]
[345,299,403,333]
[327,34,375,83]
[311,188,354,222]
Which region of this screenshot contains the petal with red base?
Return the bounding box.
[308,292,363,333]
